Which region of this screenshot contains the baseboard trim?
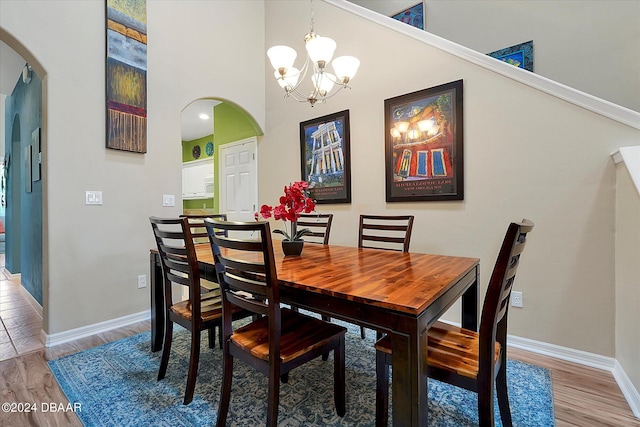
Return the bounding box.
[507,334,616,371]
[437,319,638,418]
[44,310,150,348]
[18,282,43,319]
[613,360,640,419]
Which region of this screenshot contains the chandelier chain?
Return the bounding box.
[309,0,315,34]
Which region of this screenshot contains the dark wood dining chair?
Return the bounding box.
[294,213,334,244]
[180,213,228,348]
[357,214,415,338]
[180,213,227,242]
[358,214,415,252]
[374,219,535,427]
[204,218,347,427]
[149,216,249,405]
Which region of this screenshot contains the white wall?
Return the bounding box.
[615,154,640,404]
[0,0,265,334]
[349,0,640,113]
[263,0,640,359]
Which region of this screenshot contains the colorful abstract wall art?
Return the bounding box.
[488,41,534,72]
[106,0,147,153]
[391,3,424,30]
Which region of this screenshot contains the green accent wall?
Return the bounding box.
[213,102,262,145]
[182,134,214,162]
[183,198,213,210]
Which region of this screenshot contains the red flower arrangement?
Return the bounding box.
[255,181,316,241]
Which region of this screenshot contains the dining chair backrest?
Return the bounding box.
[149,216,203,320]
[204,218,280,326]
[180,213,227,244]
[374,219,535,427]
[204,218,347,426]
[295,213,334,244]
[358,215,415,252]
[478,219,535,373]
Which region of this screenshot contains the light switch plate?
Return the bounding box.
[85,191,103,205]
[162,194,175,207]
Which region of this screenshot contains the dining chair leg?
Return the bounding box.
[183,330,201,405]
[208,327,215,349]
[375,348,390,427]
[477,378,496,427]
[157,320,173,381]
[267,365,282,427]
[334,335,346,417]
[360,326,366,339]
[496,362,513,427]
[216,354,234,427]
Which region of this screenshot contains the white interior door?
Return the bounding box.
[219,137,258,226]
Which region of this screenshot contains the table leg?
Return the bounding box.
[149,251,164,352]
[391,328,426,427]
[461,266,479,331]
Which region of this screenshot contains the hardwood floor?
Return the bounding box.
[1,261,638,426]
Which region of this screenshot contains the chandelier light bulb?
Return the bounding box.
[267,45,297,74]
[305,36,336,66]
[312,72,335,95]
[275,67,300,90]
[332,56,360,83]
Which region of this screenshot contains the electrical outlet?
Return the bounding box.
[511,291,523,308]
[137,275,147,289]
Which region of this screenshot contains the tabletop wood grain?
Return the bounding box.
[195,243,479,316]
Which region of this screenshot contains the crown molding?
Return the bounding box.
[325,0,640,130]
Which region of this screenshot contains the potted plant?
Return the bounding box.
[255,181,316,256]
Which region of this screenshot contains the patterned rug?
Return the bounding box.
[49,320,554,426]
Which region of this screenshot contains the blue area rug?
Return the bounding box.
[49,320,554,426]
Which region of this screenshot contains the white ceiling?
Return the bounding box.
[181,99,220,142]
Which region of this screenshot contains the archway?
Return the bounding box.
[1,27,47,330]
[180,98,263,216]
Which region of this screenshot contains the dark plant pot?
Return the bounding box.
[282,240,304,256]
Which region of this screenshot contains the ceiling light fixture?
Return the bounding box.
[267,0,360,106]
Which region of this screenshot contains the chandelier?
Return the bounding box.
[267,0,360,106]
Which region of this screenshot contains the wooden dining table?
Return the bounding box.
[149,243,480,427]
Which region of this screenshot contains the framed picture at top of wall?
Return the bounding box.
[487,41,533,72]
[300,110,351,204]
[391,2,424,30]
[384,80,464,202]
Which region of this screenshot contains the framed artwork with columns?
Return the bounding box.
[300,110,352,204]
